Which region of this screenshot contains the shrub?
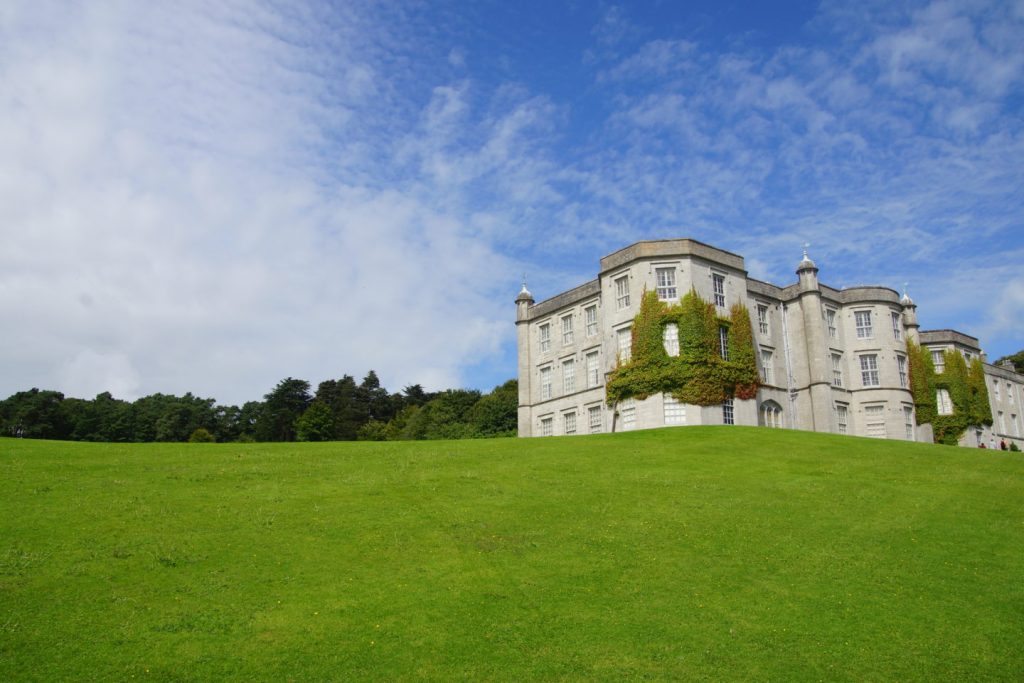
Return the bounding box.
[188,428,216,443]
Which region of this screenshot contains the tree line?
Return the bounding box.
[0,371,518,443]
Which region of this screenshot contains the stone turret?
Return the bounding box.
[796,246,819,292]
[516,282,534,322]
[901,287,919,342]
[795,246,830,431]
[515,280,535,436]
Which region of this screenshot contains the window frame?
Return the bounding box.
[663,322,679,357]
[855,310,873,340]
[539,365,552,400]
[585,350,600,389]
[538,322,551,353]
[562,358,575,394]
[835,403,849,434]
[617,326,632,363]
[655,266,677,302]
[712,272,726,308]
[860,354,880,387]
[760,348,773,385]
[757,303,770,336]
[584,305,598,337]
[563,411,577,436]
[614,274,630,310]
[664,394,686,425]
[561,314,574,346]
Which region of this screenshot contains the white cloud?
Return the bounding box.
[0,1,522,404]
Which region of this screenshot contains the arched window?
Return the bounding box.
[759,400,783,428]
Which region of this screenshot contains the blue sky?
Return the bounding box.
[1,1,1022,405]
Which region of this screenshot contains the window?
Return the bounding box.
[562,358,575,394]
[855,310,873,339]
[586,351,600,389]
[561,314,574,346]
[860,355,879,387]
[757,304,769,335]
[539,323,550,353]
[588,406,603,433]
[584,305,597,337]
[656,267,677,301]
[760,349,773,384]
[619,399,636,430]
[722,398,734,425]
[998,411,1006,434]
[663,323,679,357]
[712,273,726,307]
[719,326,729,360]
[994,381,1001,401]
[932,350,945,373]
[897,354,908,388]
[617,327,632,362]
[865,404,886,438]
[760,401,782,428]
[540,366,552,400]
[835,403,849,434]
[1012,413,1019,437]
[832,353,843,388]
[564,411,577,435]
[936,389,953,415]
[540,416,553,436]
[826,308,837,338]
[891,311,902,340]
[664,394,686,425]
[615,275,630,310]
[904,406,915,440]
[1008,383,1014,405]
[963,351,972,361]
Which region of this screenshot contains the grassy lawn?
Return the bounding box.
[2,427,1023,681]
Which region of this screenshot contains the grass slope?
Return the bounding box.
[2,427,1023,681]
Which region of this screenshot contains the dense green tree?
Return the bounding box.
[0,389,70,439]
[236,401,263,441]
[467,380,518,437]
[72,392,133,442]
[356,370,394,424]
[315,376,361,440]
[256,378,311,442]
[295,401,334,442]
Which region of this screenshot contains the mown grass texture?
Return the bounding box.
[2,427,1023,681]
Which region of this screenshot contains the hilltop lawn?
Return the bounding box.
[2,427,1023,681]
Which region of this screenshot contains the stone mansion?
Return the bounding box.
[515,238,1024,448]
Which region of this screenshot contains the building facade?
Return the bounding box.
[515,238,1024,448]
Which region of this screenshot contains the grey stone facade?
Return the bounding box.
[515,238,1024,448]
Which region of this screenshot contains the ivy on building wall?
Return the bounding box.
[906,339,937,425]
[918,349,994,446]
[606,289,760,407]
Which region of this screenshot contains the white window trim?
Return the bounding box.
[655,266,678,302]
[614,274,631,310]
[855,310,874,340]
[712,272,726,308]
[584,304,598,337]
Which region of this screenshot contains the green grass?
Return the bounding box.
[2,427,1023,681]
